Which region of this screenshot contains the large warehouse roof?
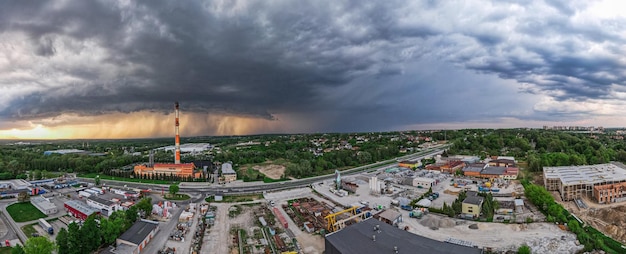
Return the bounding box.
[31,196,57,211]
[119,220,159,245]
[543,163,626,185]
[325,218,482,254]
[156,143,212,153]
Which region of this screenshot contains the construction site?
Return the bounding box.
[280,197,373,235]
[556,192,626,245]
[541,163,626,245]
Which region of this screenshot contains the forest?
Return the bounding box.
[2,129,626,181]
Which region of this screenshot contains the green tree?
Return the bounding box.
[517,244,531,254]
[136,198,152,217]
[23,236,55,254]
[32,170,41,181]
[17,191,30,203]
[169,184,179,196]
[126,206,138,224]
[81,215,101,251]
[56,228,68,254]
[100,218,122,245]
[11,244,25,254]
[67,222,83,254]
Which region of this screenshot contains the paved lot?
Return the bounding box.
[202,203,230,254]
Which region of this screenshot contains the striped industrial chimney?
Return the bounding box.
[175,102,181,164]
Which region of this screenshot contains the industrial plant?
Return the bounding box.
[134,102,202,179]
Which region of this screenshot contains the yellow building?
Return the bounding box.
[461,196,484,218]
[398,160,420,169]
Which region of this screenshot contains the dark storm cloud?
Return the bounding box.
[1,0,626,131]
[1,0,437,122]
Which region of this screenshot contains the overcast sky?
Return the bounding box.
[1,0,626,139]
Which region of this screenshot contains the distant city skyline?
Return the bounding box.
[1,1,625,139]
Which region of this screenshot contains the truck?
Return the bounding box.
[400,205,413,211]
[90,187,104,195]
[78,191,91,198]
[38,218,53,234]
[409,210,423,219]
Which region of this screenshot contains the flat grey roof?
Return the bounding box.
[325,218,482,254]
[377,209,402,222]
[463,196,484,206]
[118,220,158,245]
[463,166,484,173]
[88,196,115,206]
[543,163,626,185]
[413,177,436,183]
[31,196,57,211]
[481,166,506,175]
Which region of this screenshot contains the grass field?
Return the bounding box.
[0,247,12,254]
[21,223,37,238]
[6,202,46,222]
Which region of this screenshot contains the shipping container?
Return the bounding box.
[78,191,91,198]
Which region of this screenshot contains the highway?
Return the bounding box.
[79,146,447,196]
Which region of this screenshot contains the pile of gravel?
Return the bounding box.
[420,216,456,228]
[524,234,584,254]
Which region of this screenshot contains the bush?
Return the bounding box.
[517,244,531,254]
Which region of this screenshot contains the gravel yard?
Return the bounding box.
[398,212,582,253]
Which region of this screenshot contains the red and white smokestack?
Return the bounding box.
[175,102,181,164]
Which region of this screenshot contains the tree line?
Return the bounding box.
[447,129,626,171]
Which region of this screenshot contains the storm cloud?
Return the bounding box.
[1,0,626,136]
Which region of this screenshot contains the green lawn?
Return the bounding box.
[0,247,12,254]
[164,194,190,200]
[21,223,37,237]
[6,202,46,222]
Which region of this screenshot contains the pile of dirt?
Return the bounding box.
[252,164,286,179]
[586,206,626,244]
[420,216,456,229]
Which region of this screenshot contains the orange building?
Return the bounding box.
[594,182,626,204]
[134,163,201,178]
[440,161,465,174]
